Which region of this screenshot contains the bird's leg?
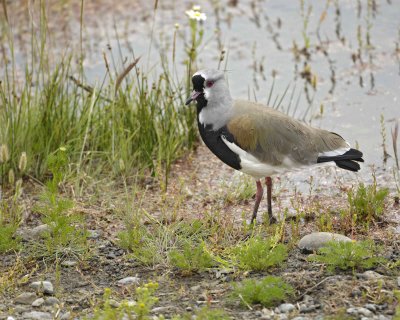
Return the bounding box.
[251,180,263,224]
[265,176,276,224]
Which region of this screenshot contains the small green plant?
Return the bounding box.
[394,290,400,320]
[169,241,215,273]
[347,181,388,225]
[224,173,256,203]
[232,276,294,308]
[193,306,230,320]
[132,282,159,320]
[232,236,287,271]
[308,240,386,272]
[34,148,88,259]
[90,288,136,320]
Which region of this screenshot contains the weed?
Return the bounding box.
[232,276,294,308]
[224,173,256,204]
[33,149,88,260]
[232,236,287,271]
[347,181,389,226]
[308,240,386,273]
[394,290,400,320]
[168,241,216,273]
[132,282,159,320]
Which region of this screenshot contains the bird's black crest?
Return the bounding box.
[192,74,205,92]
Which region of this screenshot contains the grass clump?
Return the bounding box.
[90,282,159,320]
[168,241,216,273]
[347,181,389,225]
[308,240,386,272]
[232,276,294,308]
[232,236,288,271]
[33,149,88,260]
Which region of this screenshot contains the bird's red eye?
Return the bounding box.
[206,81,214,88]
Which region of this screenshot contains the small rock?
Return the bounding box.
[87,229,102,239]
[30,281,54,295]
[31,298,45,307]
[117,276,140,286]
[108,299,120,308]
[151,306,172,313]
[190,285,201,292]
[61,260,77,268]
[44,297,59,306]
[60,312,71,320]
[364,303,376,312]
[278,314,288,320]
[22,311,52,319]
[347,307,373,317]
[278,303,295,313]
[185,307,193,312]
[377,315,391,320]
[298,232,352,252]
[14,306,30,313]
[292,317,311,320]
[17,224,51,241]
[359,270,384,280]
[15,292,37,305]
[261,308,275,317]
[7,316,16,320]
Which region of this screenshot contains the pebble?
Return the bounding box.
[61,260,77,268]
[14,306,30,313]
[347,307,373,317]
[377,315,391,320]
[60,312,71,320]
[364,303,376,312]
[190,285,201,292]
[108,299,120,308]
[31,298,45,307]
[278,303,295,313]
[21,311,52,319]
[15,292,37,305]
[44,297,59,306]
[298,232,352,252]
[30,281,54,294]
[117,276,140,286]
[359,270,384,280]
[16,224,51,241]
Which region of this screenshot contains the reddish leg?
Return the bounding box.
[265,176,276,224]
[251,180,263,224]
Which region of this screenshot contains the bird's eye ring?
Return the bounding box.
[206,81,214,88]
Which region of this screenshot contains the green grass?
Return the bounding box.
[232,236,288,271]
[232,276,294,308]
[308,240,386,273]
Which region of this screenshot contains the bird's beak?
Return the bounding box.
[185,90,201,105]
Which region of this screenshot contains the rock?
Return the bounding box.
[17,224,51,241]
[14,306,30,313]
[22,311,52,319]
[364,303,376,312]
[7,316,16,320]
[292,317,311,320]
[15,292,37,305]
[347,307,373,317]
[190,285,201,292]
[377,315,391,320]
[30,281,54,294]
[151,306,172,313]
[108,299,120,308]
[61,260,77,267]
[60,312,71,320]
[278,303,295,313]
[117,276,140,286]
[298,232,352,252]
[44,297,59,306]
[359,270,384,280]
[277,314,288,320]
[31,298,45,307]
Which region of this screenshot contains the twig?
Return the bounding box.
[69,76,112,103]
[114,57,141,95]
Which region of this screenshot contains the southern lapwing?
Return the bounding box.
[186,69,364,224]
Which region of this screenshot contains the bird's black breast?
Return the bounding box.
[197,120,241,171]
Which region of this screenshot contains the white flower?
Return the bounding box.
[185,9,207,21]
[192,5,201,11]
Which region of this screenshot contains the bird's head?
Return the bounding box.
[185,69,228,107]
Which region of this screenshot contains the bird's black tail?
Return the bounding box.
[317,148,364,172]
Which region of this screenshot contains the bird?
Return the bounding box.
[185,69,364,224]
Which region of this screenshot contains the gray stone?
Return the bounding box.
[117,276,140,286]
[347,307,373,317]
[60,312,71,320]
[22,311,52,319]
[15,292,37,305]
[17,224,51,241]
[359,270,384,280]
[377,315,391,320]
[190,285,201,292]
[364,303,376,312]
[14,306,30,313]
[31,298,45,307]
[278,314,288,320]
[108,299,120,308]
[44,297,59,306]
[61,260,77,267]
[30,281,54,294]
[298,232,352,252]
[278,303,295,313]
